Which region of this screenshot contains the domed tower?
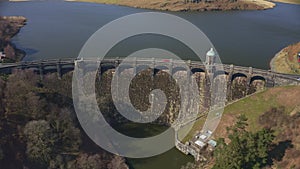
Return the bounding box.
[205,48,216,74]
[206,48,216,65]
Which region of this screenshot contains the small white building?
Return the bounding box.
[208,140,217,147]
[199,134,207,140]
[208,139,217,151]
[195,140,206,148]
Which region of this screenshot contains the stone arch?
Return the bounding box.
[191,67,206,90]
[249,75,266,93]
[250,75,266,84]
[231,72,247,82]
[191,67,205,74]
[230,72,248,101]
[60,67,74,76]
[100,64,116,74]
[172,66,187,75]
[213,70,228,79]
[155,65,169,70]
[154,65,169,75]
[27,67,37,72]
[117,64,134,74]
[136,65,151,74]
[42,65,57,74]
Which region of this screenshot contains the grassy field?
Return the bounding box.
[271,42,300,75]
[180,85,300,142]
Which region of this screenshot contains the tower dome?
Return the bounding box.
[205,48,216,74]
[206,48,216,66]
[206,48,215,57]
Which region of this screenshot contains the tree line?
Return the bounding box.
[0,70,128,169]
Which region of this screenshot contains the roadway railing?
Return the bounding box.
[0,58,299,80]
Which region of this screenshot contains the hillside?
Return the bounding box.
[217,86,300,168]
[270,42,300,75]
[182,86,300,139]
[183,85,300,168]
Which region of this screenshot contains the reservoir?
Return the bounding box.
[0,1,299,69]
[0,1,299,168]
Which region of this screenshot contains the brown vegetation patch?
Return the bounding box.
[283,42,300,62]
[259,107,300,168]
[271,42,300,74]
[0,16,27,62]
[276,88,300,108]
[214,113,236,139]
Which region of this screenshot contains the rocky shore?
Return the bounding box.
[270,42,300,74]
[0,16,27,62]
[66,0,275,11]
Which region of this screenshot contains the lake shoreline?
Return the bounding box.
[0,16,27,62]
[270,50,279,72]
[64,0,276,11]
[270,42,300,74]
[271,0,300,5]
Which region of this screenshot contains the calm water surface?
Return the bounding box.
[0,1,299,69]
[0,1,299,169]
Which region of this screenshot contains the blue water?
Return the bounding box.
[0,1,299,169]
[0,1,299,69]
